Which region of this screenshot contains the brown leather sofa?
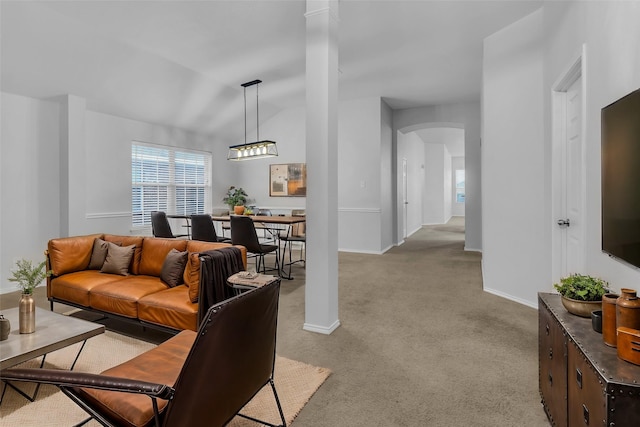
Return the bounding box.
[46,234,247,332]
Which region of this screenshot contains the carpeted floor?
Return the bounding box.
[1,218,551,426]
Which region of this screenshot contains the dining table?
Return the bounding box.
[211,214,306,279]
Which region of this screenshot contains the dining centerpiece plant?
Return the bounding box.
[8,258,51,333]
[223,186,249,215]
[553,273,609,318]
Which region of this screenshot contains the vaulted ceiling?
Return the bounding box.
[1,0,542,143]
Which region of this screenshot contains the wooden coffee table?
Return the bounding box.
[0,307,105,403]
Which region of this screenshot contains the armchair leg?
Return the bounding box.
[236,378,286,427]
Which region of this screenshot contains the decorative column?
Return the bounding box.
[304,0,340,334]
[59,94,86,237]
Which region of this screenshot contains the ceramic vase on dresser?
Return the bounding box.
[602,293,620,347]
[19,293,35,334]
[616,288,640,332]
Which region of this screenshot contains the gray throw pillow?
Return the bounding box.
[160,248,188,287]
[88,238,109,270]
[101,242,135,276]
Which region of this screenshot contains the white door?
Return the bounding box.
[402,158,408,238]
[561,77,585,275]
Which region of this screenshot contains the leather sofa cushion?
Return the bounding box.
[103,235,144,275]
[139,239,188,277]
[79,330,196,427]
[138,286,198,331]
[89,276,168,319]
[48,234,103,276]
[49,271,126,307]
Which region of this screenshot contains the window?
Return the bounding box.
[132,142,211,227]
[455,169,465,203]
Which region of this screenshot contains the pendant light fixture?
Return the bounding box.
[227,79,278,161]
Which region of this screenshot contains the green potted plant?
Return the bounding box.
[8,258,51,333]
[553,274,609,318]
[223,186,248,215]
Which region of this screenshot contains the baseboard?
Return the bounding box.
[303,319,341,335]
[483,287,538,310]
[464,246,482,253]
[339,248,385,255]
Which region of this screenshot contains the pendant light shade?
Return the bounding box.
[227,80,278,161]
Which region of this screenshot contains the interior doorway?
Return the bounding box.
[552,46,586,279]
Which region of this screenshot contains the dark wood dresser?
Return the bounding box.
[538,293,640,427]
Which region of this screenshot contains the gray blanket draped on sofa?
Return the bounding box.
[197,247,245,323]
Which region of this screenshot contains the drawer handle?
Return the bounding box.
[548,372,553,386]
[546,324,550,335]
[549,348,553,359]
[583,403,589,425]
[576,368,582,389]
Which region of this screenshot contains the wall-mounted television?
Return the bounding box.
[601,88,640,269]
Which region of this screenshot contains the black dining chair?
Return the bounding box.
[230,215,280,275]
[255,208,278,243]
[190,214,231,243]
[150,211,189,238]
[279,209,306,279]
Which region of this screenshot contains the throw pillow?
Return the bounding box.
[161,248,188,287]
[101,242,136,276]
[88,238,110,270]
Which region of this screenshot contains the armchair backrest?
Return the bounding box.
[150,211,174,238]
[161,279,281,427]
[190,214,218,242]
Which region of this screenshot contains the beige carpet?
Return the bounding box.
[0,331,330,426]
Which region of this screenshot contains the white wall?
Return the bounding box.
[1,93,61,294]
[394,101,481,251]
[452,156,465,217]
[0,92,231,294]
[423,143,449,225]
[230,97,393,254]
[482,9,546,307]
[543,1,640,294]
[224,106,307,214]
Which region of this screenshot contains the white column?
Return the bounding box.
[59,95,86,236]
[304,0,340,334]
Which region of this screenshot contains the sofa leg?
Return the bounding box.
[50,300,54,311]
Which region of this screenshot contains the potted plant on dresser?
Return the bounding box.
[554,273,609,318]
[223,186,249,215]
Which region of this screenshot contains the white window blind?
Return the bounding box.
[132,142,211,227]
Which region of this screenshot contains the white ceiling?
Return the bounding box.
[0,0,542,142]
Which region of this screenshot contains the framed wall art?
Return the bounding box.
[270,163,307,197]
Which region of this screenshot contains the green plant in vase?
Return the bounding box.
[9,258,51,333]
[223,186,248,214]
[553,273,609,317]
[9,258,51,295]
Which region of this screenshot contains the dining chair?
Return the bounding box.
[190,214,231,242]
[230,215,280,275]
[150,211,189,239]
[279,209,305,279]
[255,208,278,243]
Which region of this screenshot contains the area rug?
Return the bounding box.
[0,331,331,426]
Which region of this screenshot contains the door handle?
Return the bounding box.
[557,219,571,227]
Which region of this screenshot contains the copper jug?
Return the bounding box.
[602,293,619,347]
[616,288,640,333]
